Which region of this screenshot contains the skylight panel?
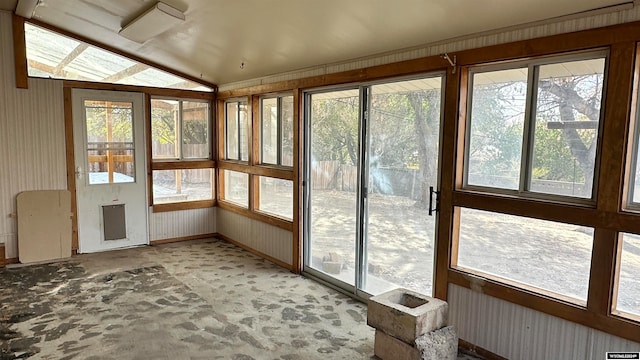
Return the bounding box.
[24,23,212,92]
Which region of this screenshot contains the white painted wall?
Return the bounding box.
[0,12,67,259]
[216,208,293,266]
[149,207,216,241]
[449,284,640,359]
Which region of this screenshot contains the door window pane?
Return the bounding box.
[456,207,593,303]
[530,58,605,198]
[364,77,442,296]
[307,89,359,286]
[467,68,528,190]
[84,100,135,184]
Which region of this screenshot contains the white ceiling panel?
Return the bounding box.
[13,0,632,85]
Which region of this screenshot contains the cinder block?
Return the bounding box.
[367,288,448,345]
[374,330,420,360]
[415,326,458,360]
[322,261,342,274]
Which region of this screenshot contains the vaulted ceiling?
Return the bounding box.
[0,0,633,86]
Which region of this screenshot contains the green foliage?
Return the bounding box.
[311,95,360,166]
[532,119,586,182]
[85,103,133,143]
[151,107,176,145]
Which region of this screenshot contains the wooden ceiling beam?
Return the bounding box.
[52,43,88,76]
[101,63,149,83]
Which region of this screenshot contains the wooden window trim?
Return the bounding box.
[152,199,216,213]
[218,161,294,181]
[218,200,293,232]
[151,160,215,170]
[12,15,28,89]
[257,93,295,168]
[149,96,215,208]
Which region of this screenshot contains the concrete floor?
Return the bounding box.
[0,238,481,359]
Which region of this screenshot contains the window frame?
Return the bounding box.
[463,50,609,204]
[149,95,215,211]
[223,98,249,162]
[151,97,212,162]
[259,93,294,167]
[216,95,295,232]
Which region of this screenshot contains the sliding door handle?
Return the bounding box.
[428,186,440,216]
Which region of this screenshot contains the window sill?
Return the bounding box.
[151,160,215,170]
[217,200,293,231]
[152,199,215,213]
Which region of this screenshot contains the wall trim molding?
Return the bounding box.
[149,233,216,246]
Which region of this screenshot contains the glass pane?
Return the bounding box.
[258,177,293,220]
[226,102,239,160]
[183,101,210,159]
[467,68,528,190]
[151,99,178,159]
[615,233,640,318]
[84,100,135,185]
[239,103,249,162]
[530,58,605,198]
[223,170,249,207]
[25,23,212,91]
[456,208,593,302]
[307,89,359,286]
[261,98,278,164]
[281,96,294,167]
[153,169,213,204]
[364,77,442,296]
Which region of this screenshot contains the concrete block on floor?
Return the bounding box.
[374,329,420,360]
[416,326,458,360]
[367,288,448,344]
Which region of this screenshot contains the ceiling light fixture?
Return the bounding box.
[119,2,185,43]
[15,0,40,19]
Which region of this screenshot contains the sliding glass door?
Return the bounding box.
[304,75,443,298]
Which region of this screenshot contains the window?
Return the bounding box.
[84,100,135,184]
[614,233,640,319]
[465,53,606,200]
[257,177,293,220]
[261,95,294,166]
[455,208,594,303]
[152,99,210,160]
[150,98,213,206]
[225,100,249,161]
[152,169,213,204]
[222,170,249,207]
[24,23,212,91]
[626,80,640,207]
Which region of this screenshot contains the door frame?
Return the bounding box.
[302,74,446,300]
[64,87,149,253]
